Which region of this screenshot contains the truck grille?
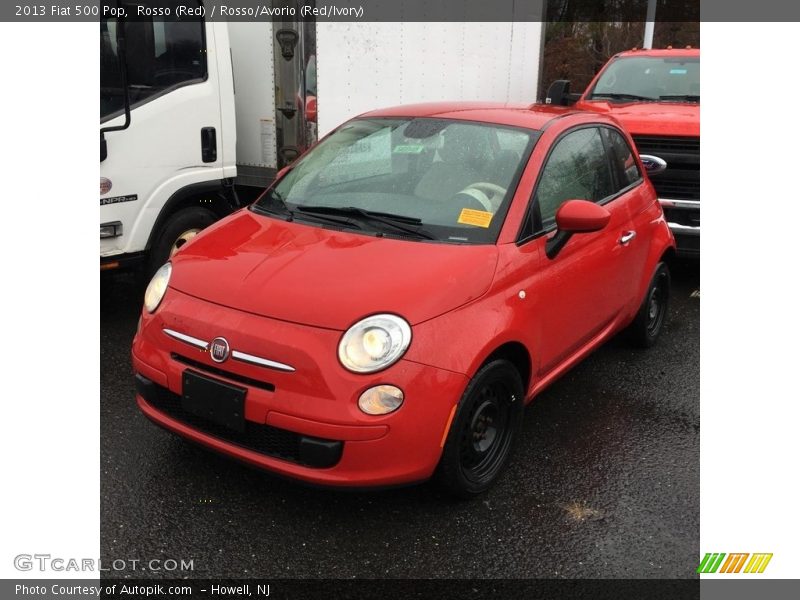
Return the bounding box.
[632,135,700,201]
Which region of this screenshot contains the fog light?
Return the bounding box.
[100,221,123,239]
[358,385,404,415]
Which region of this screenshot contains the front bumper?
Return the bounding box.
[136,373,345,469]
[659,198,699,257]
[100,251,145,271]
[132,288,470,487]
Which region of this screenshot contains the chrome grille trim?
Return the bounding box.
[659,198,700,209]
[231,350,296,372]
[163,328,207,349]
[162,328,295,373]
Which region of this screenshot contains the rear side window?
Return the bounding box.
[602,128,642,190]
[534,127,614,230]
[101,0,206,120]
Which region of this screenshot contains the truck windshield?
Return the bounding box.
[588,56,699,103]
[253,118,538,244]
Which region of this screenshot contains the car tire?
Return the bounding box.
[627,261,671,348]
[145,207,217,280]
[435,359,524,499]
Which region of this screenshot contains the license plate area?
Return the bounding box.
[181,370,246,433]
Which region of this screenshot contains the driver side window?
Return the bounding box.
[534,127,614,231]
[101,0,206,120]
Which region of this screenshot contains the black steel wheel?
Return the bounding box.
[627,261,671,348]
[436,359,524,498]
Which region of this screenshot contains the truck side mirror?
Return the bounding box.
[100,134,108,162]
[546,80,578,106]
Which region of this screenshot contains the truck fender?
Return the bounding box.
[144,179,235,251]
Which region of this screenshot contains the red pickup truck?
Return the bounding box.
[547,48,700,256]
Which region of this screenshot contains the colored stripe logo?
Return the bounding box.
[697,553,773,574]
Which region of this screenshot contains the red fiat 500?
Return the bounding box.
[133,103,674,497]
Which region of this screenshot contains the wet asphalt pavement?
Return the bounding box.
[100,260,699,579]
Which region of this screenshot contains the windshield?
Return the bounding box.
[253,117,538,244]
[588,56,699,103]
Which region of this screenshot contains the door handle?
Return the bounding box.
[619,231,637,245]
[201,127,217,163]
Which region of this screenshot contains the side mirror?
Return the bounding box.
[305,95,317,124]
[639,154,667,175]
[556,199,611,233]
[545,80,579,106]
[546,200,611,259]
[100,133,107,162]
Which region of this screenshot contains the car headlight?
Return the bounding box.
[338,314,412,373]
[143,262,171,313]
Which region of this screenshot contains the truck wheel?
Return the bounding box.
[435,359,524,499]
[626,262,671,348]
[146,207,216,279]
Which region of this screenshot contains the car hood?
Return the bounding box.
[577,100,699,137]
[169,210,499,330]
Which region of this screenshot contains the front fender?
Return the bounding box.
[403,282,538,397]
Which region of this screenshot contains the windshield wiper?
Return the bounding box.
[659,94,700,102]
[297,206,437,240]
[590,92,657,102]
[254,188,295,219]
[253,192,363,230]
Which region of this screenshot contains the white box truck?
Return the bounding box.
[100,0,544,275]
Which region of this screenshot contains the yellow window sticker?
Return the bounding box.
[393,144,425,154]
[457,208,493,228]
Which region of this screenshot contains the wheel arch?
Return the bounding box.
[633,224,676,309]
[475,341,532,399]
[144,180,237,251]
[660,245,676,264]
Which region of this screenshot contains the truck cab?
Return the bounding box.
[548,48,700,256]
[100,5,237,273]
